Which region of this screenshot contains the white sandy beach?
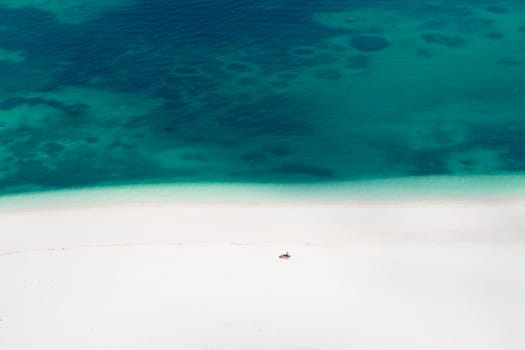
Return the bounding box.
[1,181,525,350]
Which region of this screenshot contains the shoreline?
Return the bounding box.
[1,174,525,211]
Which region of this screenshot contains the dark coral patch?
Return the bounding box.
[421,33,466,47]
[314,69,342,80]
[265,144,290,156]
[419,18,449,30]
[0,97,88,118]
[180,152,208,162]
[291,47,316,56]
[485,6,508,14]
[63,103,88,117]
[416,48,432,58]
[242,152,267,162]
[458,17,495,33]
[242,145,290,163]
[484,31,504,40]
[498,57,520,66]
[40,142,66,155]
[0,97,61,110]
[85,136,100,144]
[272,163,336,179]
[277,73,297,80]
[347,55,370,69]
[219,95,311,136]
[331,45,347,52]
[201,93,229,108]
[348,35,390,52]
[407,151,449,176]
[271,80,289,88]
[238,77,258,86]
[173,67,199,75]
[225,62,253,73]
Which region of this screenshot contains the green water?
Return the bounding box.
[0,1,524,195]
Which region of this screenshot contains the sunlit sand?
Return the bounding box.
[1,181,524,349]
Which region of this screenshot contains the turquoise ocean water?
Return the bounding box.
[0,0,524,195]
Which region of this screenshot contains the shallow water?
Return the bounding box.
[0,0,524,195]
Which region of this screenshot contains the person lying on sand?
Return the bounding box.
[279,252,291,259]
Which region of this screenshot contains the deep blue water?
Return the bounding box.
[0,0,524,194]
